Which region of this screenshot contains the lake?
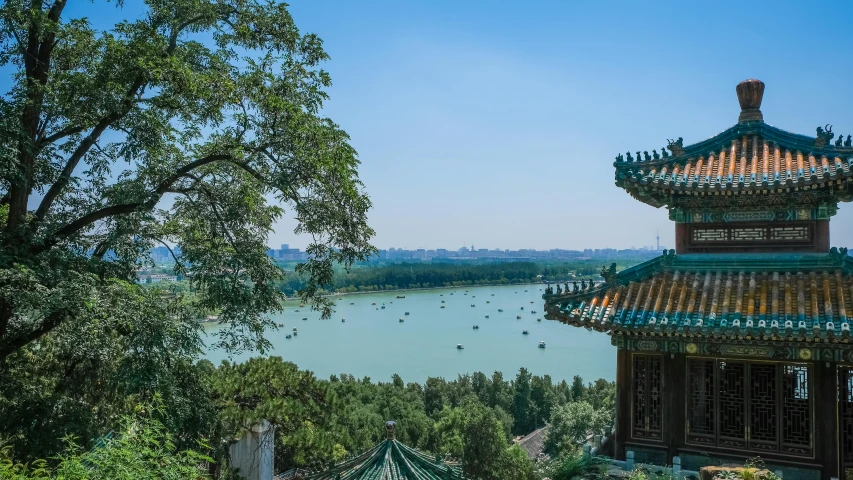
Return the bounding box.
[203,284,615,384]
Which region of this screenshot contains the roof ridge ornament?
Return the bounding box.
[816,124,834,149]
[736,78,765,123]
[666,137,684,156]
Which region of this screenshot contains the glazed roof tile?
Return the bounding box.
[299,439,464,480]
[615,122,853,208]
[543,249,853,342]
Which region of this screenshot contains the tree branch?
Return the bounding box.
[34,76,147,222]
[34,154,266,253]
[39,124,87,145]
[0,310,68,362]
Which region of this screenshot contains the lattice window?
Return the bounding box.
[685,359,813,457]
[687,359,715,445]
[693,229,728,242]
[781,365,810,454]
[632,355,662,440]
[719,362,747,447]
[748,364,777,452]
[840,368,853,471]
[731,228,766,241]
[769,226,810,241]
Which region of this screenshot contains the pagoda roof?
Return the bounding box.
[614,79,853,209]
[543,249,853,343]
[615,122,853,208]
[299,439,464,480]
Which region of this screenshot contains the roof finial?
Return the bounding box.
[385,420,397,440]
[736,79,764,123]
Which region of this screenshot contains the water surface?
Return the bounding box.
[204,284,615,384]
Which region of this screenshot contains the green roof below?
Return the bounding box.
[292,439,464,480]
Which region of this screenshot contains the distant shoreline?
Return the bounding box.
[285,281,547,301]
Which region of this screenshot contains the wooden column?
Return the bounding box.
[664,353,686,461]
[815,361,838,480]
[814,220,830,253]
[675,224,689,254]
[615,348,631,460]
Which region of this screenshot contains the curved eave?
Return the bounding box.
[616,122,852,170]
[543,251,853,343]
[613,121,853,204]
[302,440,465,479]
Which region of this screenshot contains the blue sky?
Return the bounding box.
[19,1,853,251]
[279,0,853,251]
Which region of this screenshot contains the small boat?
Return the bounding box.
[405,312,410,315]
[399,318,404,322]
[450,293,454,295]
[523,330,529,335]
[516,315,522,319]
[485,315,490,319]
[286,334,292,339]
[396,295,405,299]
[457,344,464,350]
[293,331,297,336]
[350,302,354,305]
[295,309,300,312]
[538,341,546,349]
[491,294,495,296]
[464,293,467,296]
[302,317,307,321]
[440,294,443,296]
[537,318,542,322]
[440,306,445,309]
[530,301,534,304]
[498,309,503,312]
[293,328,297,332]
[472,296,476,298]
[473,325,479,329]
[525,290,528,292]
[299,304,305,307]
[342,318,346,322]
[381,305,386,309]
[278,323,284,327]
[371,302,376,305]
[486,301,490,304]
[521,307,524,310]
[441,300,445,303]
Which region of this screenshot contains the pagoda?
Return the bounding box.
[289,421,464,480]
[543,79,853,480]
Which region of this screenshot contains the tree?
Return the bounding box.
[544,401,608,455]
[496,444,538,480]
[459,402,508,480]
[571,375,586,402]
[423,377,447,418]
[0,284,218,462]
[0,0,374,362]
[212,357,339,470]
[530,374,556,428]
[512,367,533,435]
[586,378,616,414]
[0,410,211,480]
[0,0,373,462]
